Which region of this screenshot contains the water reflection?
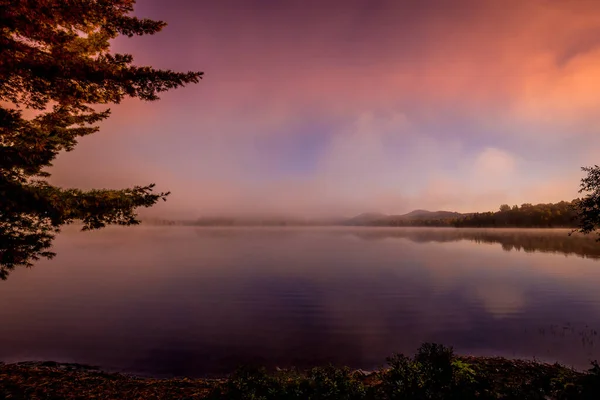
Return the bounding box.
[342,228,600,259]
[0,227,599,377]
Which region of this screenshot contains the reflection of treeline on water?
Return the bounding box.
[350,229,600,259]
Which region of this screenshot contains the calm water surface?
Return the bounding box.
[1,227,600,377]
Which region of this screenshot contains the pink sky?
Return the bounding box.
[49,0,600,217]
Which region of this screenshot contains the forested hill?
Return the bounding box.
[452,201,578,228]
[354,201,579,228]
[345,210,465,226]
[144,201,580,228]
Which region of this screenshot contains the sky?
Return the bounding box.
[49,0,600,218]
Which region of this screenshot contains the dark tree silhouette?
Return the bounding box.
[348,201,578,228]
[574,166,600,240]
[0,0,203,279]
[453,201,577,228]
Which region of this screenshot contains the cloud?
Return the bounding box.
[474,284,527,319]
[43,0,600,217]
[472,148,517,184]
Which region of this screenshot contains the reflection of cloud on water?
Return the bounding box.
[398,244,529,318]
[380,231,600,318]
[2,227,600,374]
[473,284,526,318]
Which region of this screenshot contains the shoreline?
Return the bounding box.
[2,352,598,399]
[1,351,595,379]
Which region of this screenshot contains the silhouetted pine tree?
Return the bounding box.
[0,0,203,279]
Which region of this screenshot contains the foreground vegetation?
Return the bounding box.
[2,344,599,399]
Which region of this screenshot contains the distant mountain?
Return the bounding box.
[345,210,464,226]
[391,210,464,221]
[344,212,388,225]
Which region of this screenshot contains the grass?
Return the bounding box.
[1,344,599,399]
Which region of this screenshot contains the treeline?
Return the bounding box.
[144,201,580,228]
[370,218,457,227]
[453,201,578,228]
[363,201,579,228]
[143,217,342,227]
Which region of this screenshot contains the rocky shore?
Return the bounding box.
[1,346,599,399]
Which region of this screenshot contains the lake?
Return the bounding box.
[1,226,600,377]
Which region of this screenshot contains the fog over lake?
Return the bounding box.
[1,227,599,377]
